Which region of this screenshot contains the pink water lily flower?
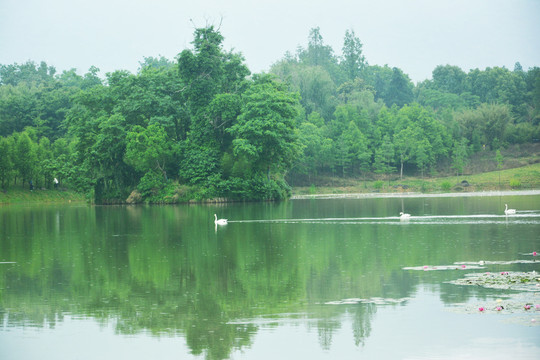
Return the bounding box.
[524,305,531,310]
[479,307,485,312]
[496,306,502,311]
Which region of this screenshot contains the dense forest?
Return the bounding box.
[1,26,539,203]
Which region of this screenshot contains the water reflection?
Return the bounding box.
[1,195,539,359]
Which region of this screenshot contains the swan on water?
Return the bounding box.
[214,214,228,225]
[399,212,411,220]
[504,204,516,215]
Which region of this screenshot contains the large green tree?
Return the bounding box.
[229,75,301,178]
[341,29,366,81]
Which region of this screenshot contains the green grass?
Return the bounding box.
[292,163,540,196]
[2,163,539,203]
[0,187,86,204]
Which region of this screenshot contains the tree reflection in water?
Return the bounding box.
[1,196,539,359]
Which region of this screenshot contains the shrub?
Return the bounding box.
[373,180,383,189]
[509,179,522,189]
[137,171,164,198]
[440,181,452,191]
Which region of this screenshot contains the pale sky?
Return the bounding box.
[1,0,539,83]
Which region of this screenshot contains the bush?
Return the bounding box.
[217,176,290,201]
[373,180,383,190]
[440,181,452,191]
[137,171,164,198]
[509,179,522,189]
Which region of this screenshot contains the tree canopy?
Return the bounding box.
[0,26,539,202]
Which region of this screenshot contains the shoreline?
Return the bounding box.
[291,189,540,200]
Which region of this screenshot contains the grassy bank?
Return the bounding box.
[292,162,540,196]
[0,188,86,204]
[2,163,539,204]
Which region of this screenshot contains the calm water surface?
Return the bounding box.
[1,193,540,359]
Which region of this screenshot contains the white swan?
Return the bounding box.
[399,212,411,220]
[214,214,228,225]
[504,204,516,215]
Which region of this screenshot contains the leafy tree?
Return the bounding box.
[431,65,466,94]
[373,135,395,180]
[229,75,301,179]
[364,65,393,105]
[526,67,540,124]
[495,149,504,188]
[297,27,342,84]
[480,103,513,149]
[415,140,430,179]
[465,67,527,113]
[341,121,370,177]
[0,61,56,86]
[394,127,416,180]
[0,83,39,136]
[0,136,13,188]
[177,25,250,189]
[178,26,249,143]
[341,29,366,81]
[35,136,53,188]
[451,138,469,177]
[178,142,220,186]
[138,56,175,71]
[93,114,134,197]
[385,67,414,107]
[415,87,467,111]
[13,131,37,186]
[295,121,324,180]
[125,123,174,181]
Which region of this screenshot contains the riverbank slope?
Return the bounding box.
[292,162,540,197]
[1,163,539,204]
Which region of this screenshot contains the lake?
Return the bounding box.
[1,192,540,359]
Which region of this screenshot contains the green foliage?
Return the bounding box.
[0,25,539,201]
[125,123,173,179]
[218,176,291,200]
[431,65,467,94]
[0,136,13,188]
[452,138,469,177]
[178,144,220,185]
[229,75,302,177]
[495,150,504,170]
[137,170,165,199]
[509,178,522,188]
[440,181,452,191]
[341,29,366,81]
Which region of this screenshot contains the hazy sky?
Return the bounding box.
[1,0,539,83]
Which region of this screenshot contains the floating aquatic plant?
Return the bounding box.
[448,271,540,292]
[455,259,539,265]
[403,264,485,271]
[324,297,410,305]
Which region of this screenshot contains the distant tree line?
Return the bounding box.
[1,26,539,202]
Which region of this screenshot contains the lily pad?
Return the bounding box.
[455,260,539,265]
[448,271,540,292]
[324,297,410,305]
[447,292,540,326]
[403,264,485,271]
